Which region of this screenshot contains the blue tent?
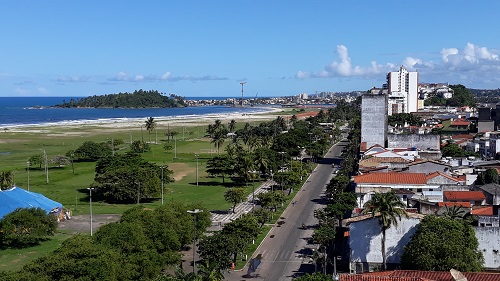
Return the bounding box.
[0,186,63,219]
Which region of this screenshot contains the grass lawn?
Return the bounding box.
[0,113,312,272]
[0,230,73,272]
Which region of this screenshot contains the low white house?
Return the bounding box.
[346,213,424,273]
[346,213,500,272]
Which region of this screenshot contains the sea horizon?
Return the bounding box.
[0,97,278,128]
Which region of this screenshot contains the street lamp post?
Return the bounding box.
[27,161,30,191]
[249,170,258,211]
[87,187,95,236]
[174,136,177,159]
[40,149,49,184]
[160,165,165,205]
[187,209,203,274]
[195,154,199,186]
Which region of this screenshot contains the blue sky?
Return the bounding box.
[1,1,500,97]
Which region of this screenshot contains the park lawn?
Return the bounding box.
[0,230,74,272]
[0,114,305,272]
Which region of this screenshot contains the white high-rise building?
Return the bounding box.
[386,66,418,115]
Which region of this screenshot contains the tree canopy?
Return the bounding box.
[0,207,58,248]
[401,215,483,272]
[55,89,187,108]
[91,153,174,203]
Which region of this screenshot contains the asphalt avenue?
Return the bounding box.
[225,139,348,280]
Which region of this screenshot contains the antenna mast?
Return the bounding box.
[240,82,246,106]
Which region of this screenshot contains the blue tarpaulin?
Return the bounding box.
[0,186,62,219]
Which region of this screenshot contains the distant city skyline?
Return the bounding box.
[1,1,500,97]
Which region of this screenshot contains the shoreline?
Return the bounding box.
[1,107,287,133]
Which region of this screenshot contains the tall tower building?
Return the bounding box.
[361,89,388,148]
[386,66,418,115]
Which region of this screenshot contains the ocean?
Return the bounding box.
[0,97,272,128]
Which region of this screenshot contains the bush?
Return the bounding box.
[0,208,58,248]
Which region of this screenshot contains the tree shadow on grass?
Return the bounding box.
[189,181,240,188]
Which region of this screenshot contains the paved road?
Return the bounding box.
[226,139,348,280]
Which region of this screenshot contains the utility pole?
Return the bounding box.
[240,82,247,106]
[195,154,199,186]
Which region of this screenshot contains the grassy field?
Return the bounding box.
[0,108,314,272]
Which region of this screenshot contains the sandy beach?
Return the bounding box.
[2,107,290,135]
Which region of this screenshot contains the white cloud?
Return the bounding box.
[56,76,90,82]
[108,71,228,82]
[160,72,171,80]
[296,43,500,88]
[37,87,49,94]
[296,45,393,79]
[15,87,31,96]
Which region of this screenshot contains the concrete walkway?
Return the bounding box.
[210,180,276,226]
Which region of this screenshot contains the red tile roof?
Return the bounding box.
[426,171,463,183]
[353,173,427,185]
[341,270,500,281]
[450,119,470,126]
[451,134,474,140]
[443,191,485,201]
[471,205,493,215]
[437,202,471,208]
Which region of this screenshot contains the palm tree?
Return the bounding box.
[228,119,236,133]
[196,260,224,281]
[361,192,407,270]
[0,171,14,190]
[145,117,156,143]
[442,204,466,220]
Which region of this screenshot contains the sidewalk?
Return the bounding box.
[210,180,276,227]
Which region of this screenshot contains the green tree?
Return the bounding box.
[224,188,246,213]
[388,113,424,127]
[145,117,157,143]
[401,215,483,271]
[475,168,499,185]
[73,140,112,162]
[198,233,233,272]
[0,207,58,248]
[257,190,285,213]
[205,155,234,183]
[221,213,260,262]
[361,192,407,270]
[131,140,151,153]
[252,208,271,227]
[448,84,477,107]
[28,154,44,169]
[228,119,236,133]
[0,171,14,190]
[22,235,123,281]
[293,272,332,280]
[91,154,173,203]
[441,141,477,158]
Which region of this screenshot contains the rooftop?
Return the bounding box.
[443,191,485,201]
[353,173,427,185]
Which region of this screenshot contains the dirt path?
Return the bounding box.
[58,214,121,234]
